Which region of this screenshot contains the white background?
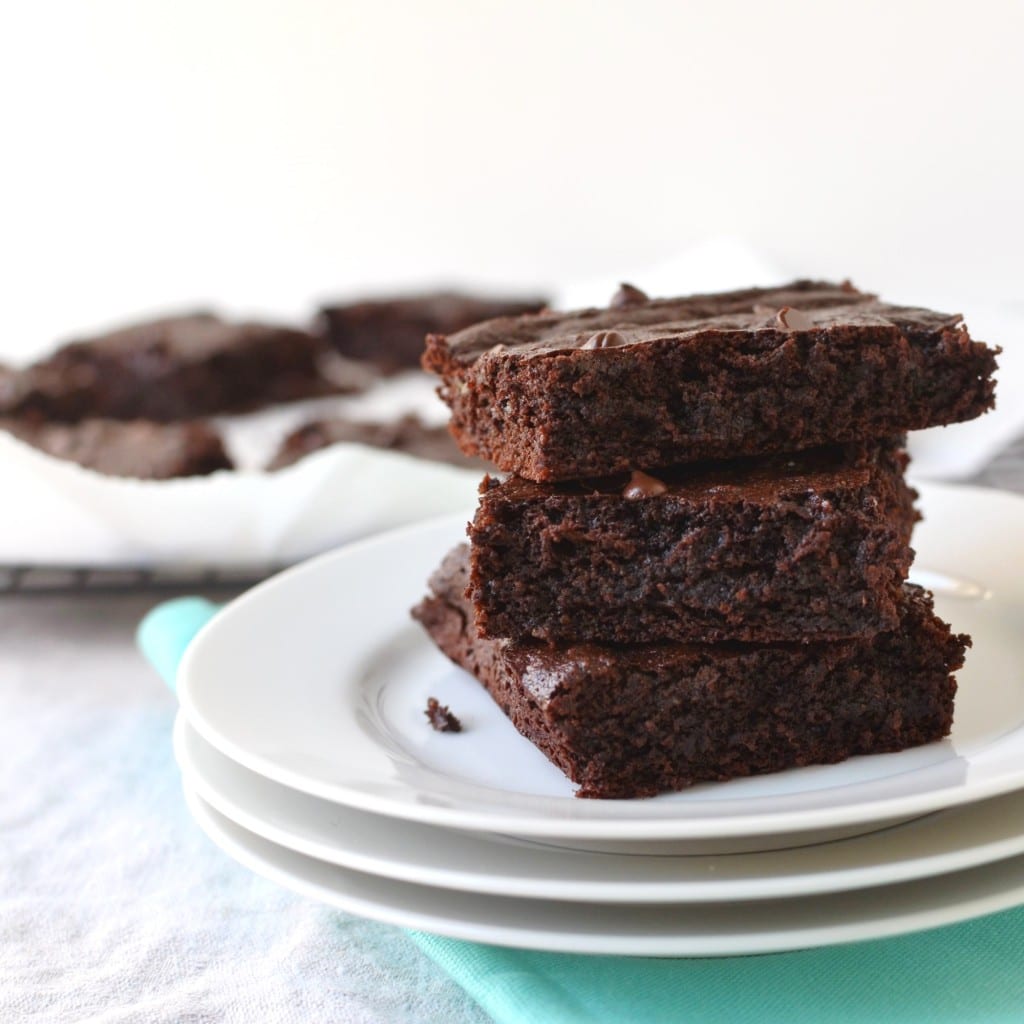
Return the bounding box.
[1,1,1022,359]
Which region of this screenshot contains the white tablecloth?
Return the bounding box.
[1,592,490,1024]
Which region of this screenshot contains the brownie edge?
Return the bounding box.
[2,418,232,479]
[424,280,998,481]
[412,546,969,799]
[468,441,918,644]
[319,291,549,373]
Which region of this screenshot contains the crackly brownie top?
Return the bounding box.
[481,440,907,505]
[48,313,316,365]
[322,291,548,330]
[433,280,966,365]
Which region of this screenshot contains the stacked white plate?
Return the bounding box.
[175,482,1024,957]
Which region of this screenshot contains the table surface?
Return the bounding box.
[3,450,1022,1024]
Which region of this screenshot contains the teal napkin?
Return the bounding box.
[139,599,1024,1024]
[138,597,221,692]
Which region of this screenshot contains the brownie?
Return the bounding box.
[267,414,487,470]
[0,313,362,423]
[469,441,918,644]
[413,546,969,799]
[423,280,999,481]
[2,418,232,479]
[318,291,548,374]
[424,697,462,733]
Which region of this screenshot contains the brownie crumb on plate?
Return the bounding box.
[424,697,462,733]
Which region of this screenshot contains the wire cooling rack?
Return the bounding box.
[0,565,276,594]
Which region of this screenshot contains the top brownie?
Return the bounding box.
[0,313,361,423]
[423,280,999,481]
[318,291,548,374]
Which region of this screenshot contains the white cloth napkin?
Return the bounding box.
[0,375,478,568]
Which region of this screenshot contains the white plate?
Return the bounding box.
[178,482,1024,842]
[176,713,1024,903]
[182,785,1024,957]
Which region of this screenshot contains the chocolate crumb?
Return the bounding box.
[776,306,815,331]
[610,283,649,309]
[425,697,462,732]
[582,330,627,350]
[623,469,668,499]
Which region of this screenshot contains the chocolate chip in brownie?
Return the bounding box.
[622,469,668,499]
[610,283,649,309]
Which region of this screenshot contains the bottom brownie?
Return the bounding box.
[412,546,969,799]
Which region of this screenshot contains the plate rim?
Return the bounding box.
[175,712,1024,904]
[182,784,1024,958]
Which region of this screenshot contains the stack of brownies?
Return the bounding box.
[414,281,999,798]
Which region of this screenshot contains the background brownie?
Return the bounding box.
[414,546,968,799]
[268,413,487,470]
[2,419,232,479]
[318,291,548,374]
[0,313,362,423]
[423,280,999,481]
[469,441,918,644]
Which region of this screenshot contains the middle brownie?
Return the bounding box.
[469,440,917,644]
